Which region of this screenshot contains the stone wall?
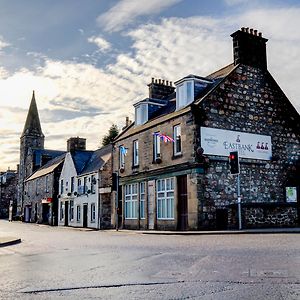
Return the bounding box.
[196,64,300,229]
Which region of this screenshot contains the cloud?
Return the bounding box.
[224,0,249,6]
[0,6,300,170]
[88,36,111,52]
[97,0,182,32]
[0,36,9,50]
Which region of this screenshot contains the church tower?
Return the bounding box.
[17,91,45,215]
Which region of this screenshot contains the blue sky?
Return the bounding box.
[0,0,299,170]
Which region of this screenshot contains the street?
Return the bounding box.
[0,220,299,299]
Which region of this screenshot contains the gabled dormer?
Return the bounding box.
[175,75,213,110]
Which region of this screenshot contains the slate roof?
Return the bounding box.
[115,63,237,141]
[33,149,66,166]
[80,145,112,175]
[71,150,94,174]
[25,153,66,181]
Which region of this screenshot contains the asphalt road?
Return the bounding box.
[0,220,299,299]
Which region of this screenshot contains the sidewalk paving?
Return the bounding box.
[116,227,300,235]
[0,236,21,247]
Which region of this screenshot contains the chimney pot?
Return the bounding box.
[254,29,257,36]
[170,81,172,86]
[158,79,161,84]
[155,79,158,83]
[246,27,249,33]
[250,28,253,35]
[152,77,154,83]
[241,27,245,32]
[258,32,262,37]
[162,79,165,85]
[166,80,169,85]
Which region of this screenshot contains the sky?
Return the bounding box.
[0,0,299,171]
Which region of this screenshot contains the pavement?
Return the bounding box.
[0,222,299,248]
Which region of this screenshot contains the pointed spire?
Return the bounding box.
[21,90,44,137]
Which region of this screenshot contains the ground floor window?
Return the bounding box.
[140,182,146,219]
[91,203,96,222]
[76,205,81,222]
[70,200,74,221]
[157,178,174,219]
[60,202,64,220]
[125,183,138,219]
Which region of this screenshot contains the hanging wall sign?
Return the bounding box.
[200,127,272,160]
[286,187,297,203]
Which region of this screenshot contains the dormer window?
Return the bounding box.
[175,75,212,110]
[135,103,148,125]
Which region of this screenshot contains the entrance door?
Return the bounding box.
[216,209,228,230]
[42,204,49,224]
[83,204,88,228]
[64,201,69,226]
[24,206,31,222]
[177,175,188,231]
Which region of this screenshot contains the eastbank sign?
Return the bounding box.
[201,127,272,160]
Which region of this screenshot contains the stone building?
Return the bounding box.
[17,91,65,218]
[0,169,18,218]
[112,27,300,230]
[23,153,65,224]
[58,139,113,229]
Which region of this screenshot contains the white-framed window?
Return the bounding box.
[60,179,64,195]
[76,205,81,222]
[140,182,146,219]
[119,145,126,170]
[157,178,174,220]
[153,132,161,161]
[176,81,194,110]
[70,200,74,220]
[173,125,182,155]
[60,202,64,220]
[83,177,87,193]
[78,178,83,194]
[71,177,75,193]
[91,175,96,193]
[135,103,148,125]
[125,183,138,219]
[91,203,96,222]
[133,140,139,166]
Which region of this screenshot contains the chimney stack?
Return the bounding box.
[231,27,268,69]
[67,137,86,152]
[148,77,175,100]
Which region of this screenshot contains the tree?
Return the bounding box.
[102,124,119,146]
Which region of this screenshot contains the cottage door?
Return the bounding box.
[83,204,88,228]
[147,180,155,230]
[177,175,188,231]
[64,201,69,226]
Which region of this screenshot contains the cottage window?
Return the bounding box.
[157,178,174,220]
[119,145,126,170]
[83,177,87,193]
[91,203,96,222]
[77,178,83,194]
[60,202,64,220]
[176,80,194,110]
[125,183,138,219]
[91,175,96,193]
[60,179,64,195]
[70,200,74,221]
[71,177,74,193]
[173,125,182,156]
[135,103,148,125]
[133,140,139,166]
[76,205,81,222]
[153,132,161,161]
[140,182,146,219]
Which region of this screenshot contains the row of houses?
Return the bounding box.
[13,27,300,231]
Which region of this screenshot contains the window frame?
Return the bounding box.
[69,200,74,221]
[124,183,138,219]
[133,140,139,167]
[156,178,175,220]
[60,179,64,195]
[153,132,161,161]
[140,182,146,220]
[91,203,96,222]
[173,124,182,156]
[119,145,125,170]
[76,205,81,222]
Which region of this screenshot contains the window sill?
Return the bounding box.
[172,153,182,160]
[157,218,175,221]
[132,165,139,169]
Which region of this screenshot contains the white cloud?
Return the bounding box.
[88,36,111,52]
[224,0,249,6]
[97,0,182,32]
[0,36,9,50]
[0,6,299,170]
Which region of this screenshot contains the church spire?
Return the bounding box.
[21,90,44,138]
